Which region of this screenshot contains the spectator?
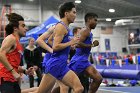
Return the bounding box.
[24,37,42,88]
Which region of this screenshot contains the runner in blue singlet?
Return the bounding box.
[68,12,103,93]
[36,2,83,93]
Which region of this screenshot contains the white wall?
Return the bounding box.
[30,8,129,54]
[0,2,131,54]
[91,24,128,54]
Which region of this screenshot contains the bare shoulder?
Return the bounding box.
[54,23,67,35]
[81,28,90,36]
[0,35,16,53]
[2,35,16,46]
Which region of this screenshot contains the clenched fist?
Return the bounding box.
[92,40,99,47]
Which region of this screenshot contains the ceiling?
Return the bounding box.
[43,0,140,19]
[1,0,140,20]
[78,0,140,19]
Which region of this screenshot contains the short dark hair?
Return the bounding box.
[84,12,98,22]
[59,2,75,18]
[5,13,24,35]
[73,27,81,35]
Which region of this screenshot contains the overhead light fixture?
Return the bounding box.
[28,0,34,2]
[115,19,134,26]
[106,18,112,21]
[75,0,81,4]
[109,9,115,13]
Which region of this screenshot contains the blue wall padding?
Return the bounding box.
[96,65,140,70]
[97,69,140,80]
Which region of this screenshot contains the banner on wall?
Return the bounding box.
[105,39,110,50]
[101,26,113,34]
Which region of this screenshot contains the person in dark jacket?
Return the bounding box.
[24,37,42,88]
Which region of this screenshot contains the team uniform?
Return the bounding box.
[43,22,71,80]
[0,34,23,93]
[42,44,52,73]
[69,32,93,74]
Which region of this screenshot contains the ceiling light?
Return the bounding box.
[75,0,81,4]
[106,18,112,21]
[28,0,34,2]
[109,9,115,13]
[115,19,134,26]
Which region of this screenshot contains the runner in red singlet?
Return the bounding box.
[0,13,33,93]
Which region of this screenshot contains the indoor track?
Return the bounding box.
[21,80,140,93]
[98,87,140,93]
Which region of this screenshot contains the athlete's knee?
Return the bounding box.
[91,73,103,84]
[74,85,84,93]
[60,85,69,92]
[95,74,103,84]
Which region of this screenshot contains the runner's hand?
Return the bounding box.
[11,70,20,81]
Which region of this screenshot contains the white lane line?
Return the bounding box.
[99,89,131,93]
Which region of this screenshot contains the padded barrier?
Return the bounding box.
[97,69,140,80]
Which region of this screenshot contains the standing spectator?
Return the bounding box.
[24,37,42,88]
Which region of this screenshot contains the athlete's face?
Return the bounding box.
[17,21,27,37]
[66,8,76,23]
[89,17,98,29]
